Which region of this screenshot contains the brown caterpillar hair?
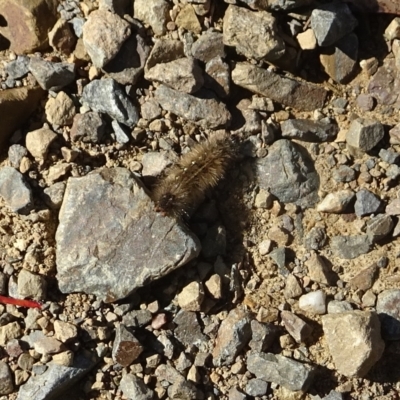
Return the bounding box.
[152,132,238,219]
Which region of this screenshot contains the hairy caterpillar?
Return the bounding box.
[152,132,238,219]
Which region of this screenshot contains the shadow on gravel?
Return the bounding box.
[367,340,400,383]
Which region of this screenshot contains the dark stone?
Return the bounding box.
[255,139,319,208]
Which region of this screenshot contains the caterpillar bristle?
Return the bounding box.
[151,132,238,219]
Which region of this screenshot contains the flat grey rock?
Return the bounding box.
[29,58,75,92]
[246,351,315,391]
[16,352,96,400]
[81,78,139,128]
[330,235,372,259]
[281,118,338,142]
[255,139,319,209]
[232,62,327,111]
[154,84,231,129]
[56,167,200,302]
[0,166,32,214]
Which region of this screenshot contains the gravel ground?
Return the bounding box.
[0,1,400,399]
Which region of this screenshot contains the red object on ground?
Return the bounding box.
[0,295,41,309]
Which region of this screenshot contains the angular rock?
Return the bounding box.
[379,148,400,164]
[297,29,317,50]
[0,167,32,214]
[173,310,208,347]
[103,33,151,86]
[386,198,400,215]
[29,58,75,92]
[54,321,78,343]
[49,18,77,55]
[223,5,285,61]
[16,352,96,400]
[232,62,327,111]
[0,0,58,54]
[112,325,143,367]
[311,3,358,47]
[45,91,76,126]
[70,112,106,143]
[367,214,394,242]
[255,139,319,209]
[175,4,201,34]
[327,300,353,314]
[145,58,204,94]
[5,56,30,79]
[283,274,303,299]
[17,269,46,300]
[81,79,139,128]
[349,264,378,291]
[8,144,27,169]
[145,39,184,71]
[246,378,268,396]
[119,374,154,400]
[213,308,252,366]
[322,311,384,377]
[316,189,354,213]
[346,118,384,152]
[247,352,315,391]
[354,189,383,217]
[56,168,200,302]
[204,57,230,98]
[306,253,332,285]
[192,31,225,63]
[0,86,45,149]
[320,34,358,83]
[154,84,231,129]
[122,309,152,328]
[0,322,21,346]
[357,93,375,111]
[368,60,400,106]
[299,290,326,315]
[332,165,356,182]
[33,336,64,355]
[331,235,372,259]
[177,281,204,311]
[82,10,131,68]
[249,320,277,352]
[281,119,338,142]
[112,120,130,144]
[376,289,400,340]
[134,0,170,36]
[0,361,13,395]
[25,127,57,160]
[281,311,313,343]
[304,227,327,250]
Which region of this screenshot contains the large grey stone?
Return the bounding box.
[223,5,285,61]
[255,139,319,208]
[134,0,170,36]
[81,79,139,128]
[119,374,154,400]
[29,58,75,92]
[16,352,95,400]
[154,84,231,129]
[56,168,200,302]
[232,62,327,111]
[246,352,315,391]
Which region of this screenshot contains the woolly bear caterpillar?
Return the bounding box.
[152,132,238,219]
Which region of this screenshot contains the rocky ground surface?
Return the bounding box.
[1,0,400,399]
